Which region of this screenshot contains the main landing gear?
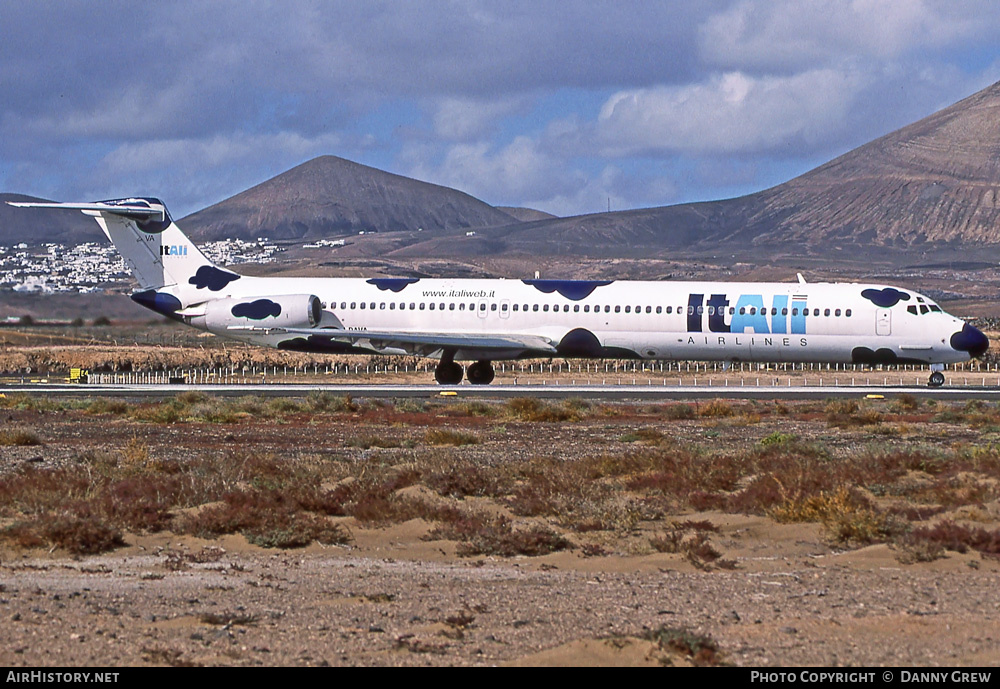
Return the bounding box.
[433,351,496,385]
[434,350,464,385]
[466,360,495,385]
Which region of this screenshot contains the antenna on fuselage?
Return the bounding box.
[797,273,807,284]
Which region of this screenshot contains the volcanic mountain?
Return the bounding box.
[181,156,517,242]
[459,80,1000,258]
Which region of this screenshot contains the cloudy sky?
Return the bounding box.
[2,1,1000,218]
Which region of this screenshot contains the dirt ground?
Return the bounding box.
[2,392,1000,667]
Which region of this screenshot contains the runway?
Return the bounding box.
[5,382,1000,401]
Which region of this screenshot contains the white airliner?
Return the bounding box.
[9,197,989,386]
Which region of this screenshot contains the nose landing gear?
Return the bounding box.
[928,371,945,387]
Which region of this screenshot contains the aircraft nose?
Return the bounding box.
[950,323,989,358]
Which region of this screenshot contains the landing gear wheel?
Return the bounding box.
[466,360,496,385]
[928,371,945,387]
[434,361,464,385]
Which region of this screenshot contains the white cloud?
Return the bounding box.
[524,165,628,218]
[699,0,995,70]
[409,135,579,204]
[595,68,868,156]
[431,96,528,141]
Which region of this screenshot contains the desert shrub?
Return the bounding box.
[245,513,351,548]
[505,398,581,422]
[825,399,858,416]
[424,463,509,498]
[3,514,124,555]
[266,397,306,415]
[429,512,571,557]
[177,489,351,548]
[662,404,696,420]
[95,476,182,532]
[175,390,209,406]
[760,431,796,446]
[305,391,358,413]
[348,493,425,524]
[932,406,966,424]
[650,520,733,570]
[0,427,42,446]
[451,401,497,417]
[896,540,946,564]
[621,448,741,500]
[825,399,883,427]
[645,626,722,666]
[769,486,905,545]
[0,466,92,515]
[128,402,183,424]
[393,398,427,414]
[618,428,663,444]
[904,520,1000,556]
[698,400,733,418]
[186,400,243,424]
[892,394,920,412]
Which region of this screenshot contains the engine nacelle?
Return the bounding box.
[203,294,322,333]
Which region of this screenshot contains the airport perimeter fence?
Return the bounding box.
[64,359,1000,387]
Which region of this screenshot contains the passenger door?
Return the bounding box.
[876,309,891,336]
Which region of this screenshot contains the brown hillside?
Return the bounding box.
[746,80,1000,245]
[438,80,1000,259]
[181,156,516,242]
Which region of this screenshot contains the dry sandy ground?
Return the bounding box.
[2,517,998,667]
[2,395,1000,666]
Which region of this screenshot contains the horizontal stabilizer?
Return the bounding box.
[7,199,166,221]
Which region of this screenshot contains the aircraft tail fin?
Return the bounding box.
[7,198,228,295]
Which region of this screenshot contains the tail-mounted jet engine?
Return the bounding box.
[203,294,322,334]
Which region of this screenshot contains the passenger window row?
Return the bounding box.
[334,301,854,317]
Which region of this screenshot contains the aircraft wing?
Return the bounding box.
[232,326,558,357]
